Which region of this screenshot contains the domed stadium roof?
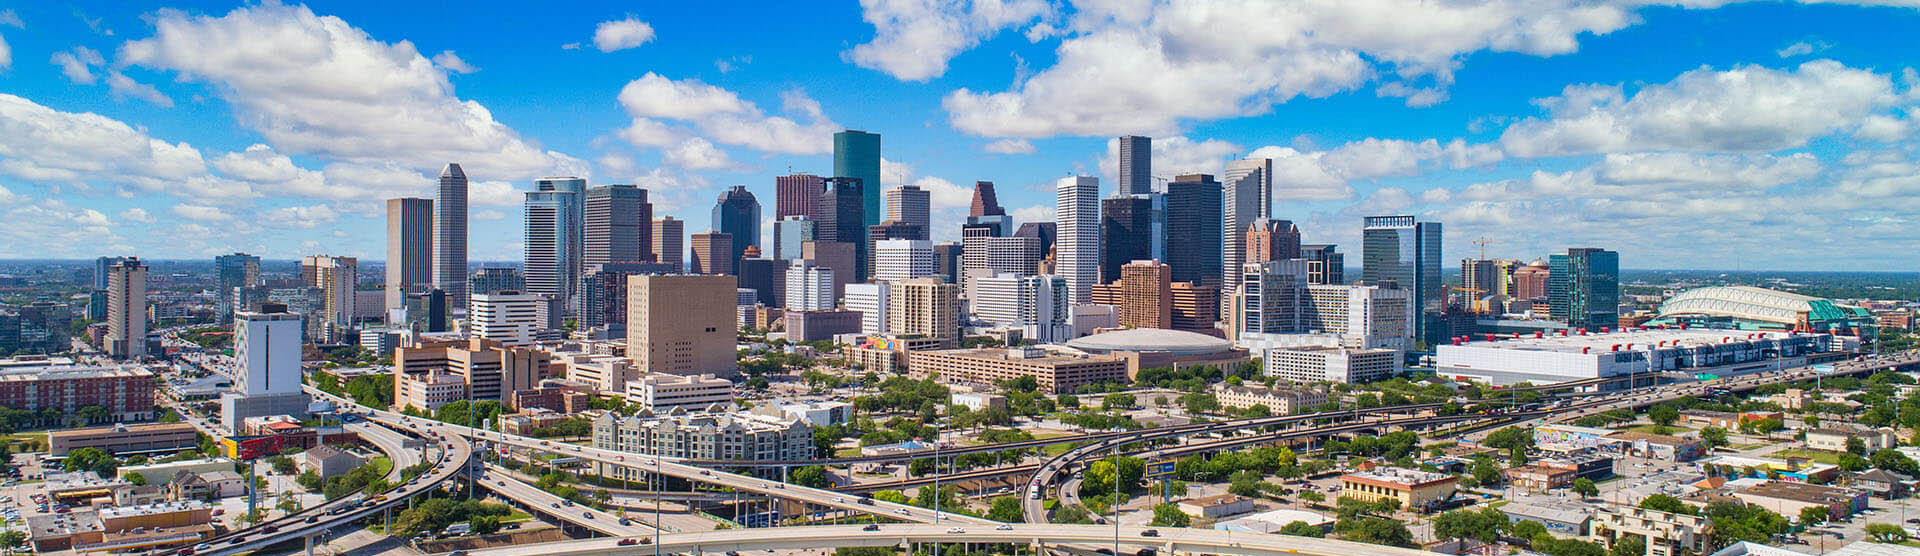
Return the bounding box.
[1065,328,1234,356]
[1655,286,1866,327]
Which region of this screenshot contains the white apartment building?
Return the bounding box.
[1212,383,1327,414]
[395,371,467,412]
[970,273,1072,344]
[845,282,890,336]
[624,373,735,412]
[1233,260,1413,354]
[873,239,935,282]
[786,260,837,311]
[470,291,551,347]
[1264,345,1400,384]
[234,307,302,396]
[592,411,812,478]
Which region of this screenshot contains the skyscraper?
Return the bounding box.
[1461,258,1499,306]
[971,274,1073,344]
[816,177,868,283]
[300,255,358,338]
[969,181,1005,217]
[960,231,1041,293]
[886,185,931,234]
[710,185,762,266]
[690,232,734,276]
[93,256,126,291]
[1090,260,1172,330]
[1056,175,1100,305]
[105,258,147,360]
[873,239,935,282]
[1361,215,1443,344]
[526,177,585,319]
[833,130,882,229]
[1222,158,1273,294]
[1549,248,1620,330]
[1246,220,1302,265]
[785,260,836,311]
[627,275,738,377]
[653,217,684,273]
[469,267,525,296]
[1164,174,1223,288]
[435,163,469,308]
[772,216,815,261]
[386,198,434,315]
[234,303,303,396]
[214,253,261,325]
[1301,244,1345,285]
[776,173,826,220]
[1117,135,1152,195]
[585,184,653,266]
[888,278,960,341]
[1100,196,1156,284]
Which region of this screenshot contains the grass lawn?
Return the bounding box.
[835,447,862,458]
[1772,449,1844,465]
[502,510,533,523]
[1042,442,1082,457]
[369,456,394,477]
[1729,442,1772,450]
[1618,424,1693,435]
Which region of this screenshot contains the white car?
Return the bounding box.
[947,528,966,534]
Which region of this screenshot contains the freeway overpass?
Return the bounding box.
[464,523,1434,556]
[477,464,658,536]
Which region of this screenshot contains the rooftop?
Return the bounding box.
[0,364,154,382]
[1344,467,1459,487]
[98,500,212,520]
[920,346,1124,364]
[1065,328,1237,356]
[1502,500,1594,524]
[1737,480,1863,504]
[1440,328,1811,355]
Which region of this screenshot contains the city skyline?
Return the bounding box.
[0,3,1918,269]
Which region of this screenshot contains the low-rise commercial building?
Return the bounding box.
[49,422,198,456]
[1590,505,1712,556]
[1211,383,1327,415]
[1339,468,1460,512]
[1436,328,1832,387]
[951,392,1007,411]
[302,445,366,480]
[117,459,233,486]
[1177,494,1257,519]
[511,384,592,414]
[907,347,1128,394]
[624,373,734,412]
[845,335,952,374]
[1502,500,1593,536]
[1696,455,1840,484]
[1609,431,1705,462]
[500,408,576,436]
[1806,427,1899,454]
[1730,481,1869,522]
[758,400,852,426]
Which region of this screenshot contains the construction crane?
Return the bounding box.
[1459,236,1500,313]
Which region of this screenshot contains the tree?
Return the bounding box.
[1434,510,1503,543]
[1872,449,1920,476]
[123,472,148,486]
[1847,436,1868,456]
[63,447,118,477]
[790,466,832,489]
[1571,478,1599,499]
[1700,427,1729,450]
[1648,405,1679,427]
[1510,520,1547,541]
[1867,523,1910,543]
[1278,521,1324,537]
[1298,490,1325,504]
[0,530,26,554]
[1799,506,1829,526]
[1638,494,1693,515]
[297,470,323,492]
[1335,517,1413,547]
[1609,536,1645,556]
[1151,504,1191,527]
[1053,504,1094,524]
[987,496,1024,522]
[1840,453,1871,472]
[269,455,297,475]
[472,515,502,534]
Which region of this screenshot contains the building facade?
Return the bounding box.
[434,163,469,307]
[653,217,685,273]
[584,184,653,266]
[628,275,738,377]
[1056,175,1100,305]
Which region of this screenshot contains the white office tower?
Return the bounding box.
[960,232,1041,295]
[970,273,1073,344]
[1222,157,1273,295]
[1232,259,1413,355]
[786,260,837,311]
[1304,284,1414,352]
[1232,260,1309,351]
[435,163,470,308]
[1055,175,1100,304]
[105,258,148,360]
[470,291,551,347]
[221,303,311,433]
[873,239,935,282]
[845,283,891,336]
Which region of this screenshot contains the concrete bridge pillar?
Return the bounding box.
[304,534,315,556]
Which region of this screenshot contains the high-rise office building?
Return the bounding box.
[711,185,762,266]
[469,267,524,297]
[776,173,826,220]
[816,177,868,283]
[889,278,960,340]
[772,216,815,261]
[93,256,126,291]
[526,177,585,319]
[868,220,926,243]
[585,184,653,266]
[1549,248,1620,330]
[971,274,1072,344]
[1090,260,1172,330]
[690,232,734,276]
[785,260,836,311]
[214,253,262,325]
[1117,135,1152,195]
[386,198,434,315]
[834,130,882,229]
[471,291,552,347]
[933,242,962,283]
[1513,259,1550,301]
[105,258,148,360]
[1361,215,1442,344]
[1056,175,1100,305]
[1222,158,1273,295]
[1013,223,1056,259]
[300,255,358,337]
[802,240,859,297]
[1099,195,1157,283]
[1461,258,1499,307]
[435,163,469,308]
[961,231,1041,293]
[652,217,686,273]
[1245,220,1301,267]
[969,181,1004,217]
[7,301,70,355]
[1165,174,1223,289]
[1301,244,1345,285]
[1170,282,1221,334]
[628,275,738,377]
[234,303,302,396]
[873,239,935,283]
[885,185,931,234]
[845,283,889,335]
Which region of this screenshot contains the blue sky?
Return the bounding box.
[2,1,1919,270]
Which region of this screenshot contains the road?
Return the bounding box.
[477,464,657,536]
[464,523,1436,556]
[350,422,423,481]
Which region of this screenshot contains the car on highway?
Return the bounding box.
[863,524,881,531]
[896,508,912,516]
[583,512,594,519]
[996,524,1013,530]
[947,527,966,534]
[1141,529,1160,537]
[619,538,640,546]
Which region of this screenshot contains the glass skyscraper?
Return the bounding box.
[833,130,881,229]
[1549,248,1620,330]
[1362,215,1442,345]
[525,177,585,321]
[711,185,762,266]
[1164,174,1222,288]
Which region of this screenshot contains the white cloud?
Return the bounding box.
[561,42,581,50]
[268,204,341,228]
[119,207,153,223]
[1776,39,1832,58]
[0,10,22,28]
[1010,205,1054,225]
[615,73,840,161]
[1099,135,1241,182]
[172,204,232,222]
[120,4,581,180]
[618,73,750,120]
[431,50,478,73]
[983,138,1036,154]
[593,16,655,53]
[105,72,174,107]
[664,138,734,170]
[847,0,1053,81]
[0,200,120,258]
[474,209,507,221]
[51,47,104,84]
[0,32,10,70]
[0,93,234,199]
[1500,60,1901,157]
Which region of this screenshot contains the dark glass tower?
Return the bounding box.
[1163,174,1222,288]
[711,185,762,266]
[816,177,868,283]
[1117,135,1152,195]
[1550,248,1620,330]
[585,184,653,265]
[834,130,881,229]
[1100,196,1155,284]
[1362,215,1443,344]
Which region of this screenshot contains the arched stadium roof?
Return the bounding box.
[1654,286,1863,325]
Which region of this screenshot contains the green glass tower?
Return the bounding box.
[834,130,881,229]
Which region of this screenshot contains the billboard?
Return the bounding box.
[223,435,283,460]
[1146,459,1176,479]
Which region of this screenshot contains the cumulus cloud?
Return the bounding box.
[847,0,1052,81]
[663,137,734,170]
[431,50,478,73]
[0,10,22,29]
[614,73,840,166]
[51,47,105,84]
[0,32,10,70]
[593,16,655,52]
[0,93,234,198]
[119,208,153,223]
[173,204,233,222]
[119,3,581,180]
[105,72,173,107]
[1777,40,1829,58]
[983,138,1036,154]
[1500,60,1901,157]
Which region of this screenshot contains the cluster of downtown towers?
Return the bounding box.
[382,131,1618,346]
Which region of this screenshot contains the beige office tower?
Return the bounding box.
[106,258,149,360]
[300,255,358,335]
[887,278,959,341]
[627,275,738,377]
[653,217,685,273]
[386,198,433,314]
[690,231,733,276]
